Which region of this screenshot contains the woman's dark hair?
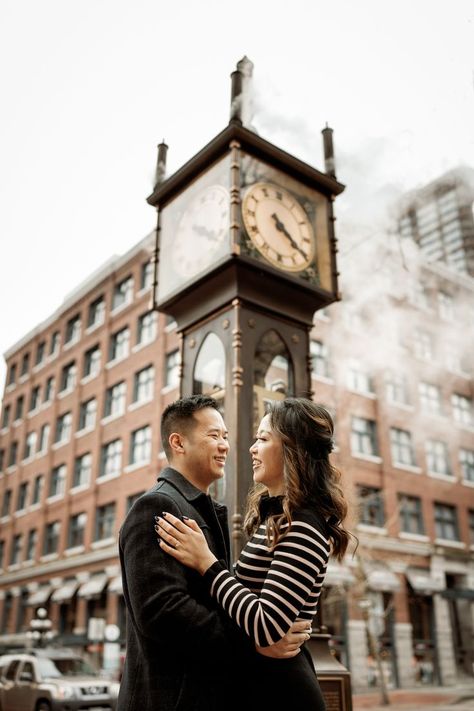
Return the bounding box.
[244,397,353,561]
[161,395,220,459]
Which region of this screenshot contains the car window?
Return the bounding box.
[37,656,97,678]
[20,662,35,681]
[5,660,21,680]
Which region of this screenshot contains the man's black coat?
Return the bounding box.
[117,468,247,711]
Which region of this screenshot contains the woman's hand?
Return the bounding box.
[155,512,217,575]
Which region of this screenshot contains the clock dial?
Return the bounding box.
[242,182,315,272]
[172,185,230,278]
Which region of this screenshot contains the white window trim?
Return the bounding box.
[91,537,115,550]
[96,470,121,485]
[434,538,465,549]
[46,493,65,504]
[101,411,125,426]
[392,463,422,474]
[399,532,429,542]
[124,460,150,474]
[161,383,179,395]
[64,545,85,557]
[461,479,474,488]
[128,397,153,412]
[85,318,104,335]
[70,483,90,495]
[106,353,129,370]
[52,438,70,451]
[312,374,334,385]
[40,553,59,562]
[58,387,75,400]
[351,452,383,464]
[75,425,95,439]
[427,470,456,482]
[81,371,100,386]
[356,523,387,535]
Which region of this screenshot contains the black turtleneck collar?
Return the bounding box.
[259,494,284,519]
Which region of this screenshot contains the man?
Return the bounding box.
[117,395,310,711]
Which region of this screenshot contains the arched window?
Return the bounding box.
[193,333,226,398]
[253,330,294,427]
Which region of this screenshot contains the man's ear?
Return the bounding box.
[169,432,185,455]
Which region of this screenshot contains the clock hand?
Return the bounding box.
[192,224,219,241]
[271,213,308,260]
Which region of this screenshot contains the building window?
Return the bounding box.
[7,363,17,386]
[16,482,29,512]
[137,311,156,345]
[23,432,37,460]
[165,350,180,389]
[133,365,154,403]
[43,521,60,555]
[44,376,54,402]
[140,260,153,290]
[73,453,92,488]
[0,449,4,472]
[390,428,416,467]
[109,327,130,362]
[410,283,429,309]
[87,296,105,328]
[35,341,46,366]
[130,425,152,466]
[1,404,10,429]
[438,292,454,321]
[419,382,442,415]
[398,494,424,535]
[14,395,24,421]
[357,486,385,527]
[112,276,133,310]
[60,362,76,392]
[386,372,409,405]
[460,449,474,483]
[451,393,473,427]
[67,513,87,548]
[83,345,101,378]
[426,439,451,476]
[414,330,433,360]
[25,529,37,561]
[78,398,97,431]
[127,491,145,513]
[100,439,122,478]
[469,510,474,546]
[49,464,66,498]
[29,385,41,412]
[1,489,12,517]
[104,381,126,418]
[347,361,374,394]
[38,424,50,454]
[20,353,30,377]
[54,412,72,444]
[9,534,23,566]
[445,344,463,373]
[65,314,81,345]
[311,340,329,379]
[31,475,44,505]
[8,441,18,467]
[95,502,116,541]
[49,331,60,355]
[351,417,379,457]
[0,540,4,568]
[434,503,459,541]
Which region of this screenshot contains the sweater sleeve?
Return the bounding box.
[202,515,330,647]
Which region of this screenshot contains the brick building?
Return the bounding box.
[0,178,473,689]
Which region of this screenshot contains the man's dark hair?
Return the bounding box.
[161,395,220,460]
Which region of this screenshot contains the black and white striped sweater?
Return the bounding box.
[203,497,330,648]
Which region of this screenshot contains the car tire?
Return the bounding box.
[36,702,51,711]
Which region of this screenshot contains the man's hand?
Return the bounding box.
[255,620,312,659]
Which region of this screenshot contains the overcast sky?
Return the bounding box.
[1,0,473,390]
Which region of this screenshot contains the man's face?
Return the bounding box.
[181,407,229,490]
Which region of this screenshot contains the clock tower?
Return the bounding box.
[147,58,345,559]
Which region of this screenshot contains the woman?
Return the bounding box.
[156,398,352,709]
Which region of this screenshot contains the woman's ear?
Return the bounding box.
[169,432,185,455]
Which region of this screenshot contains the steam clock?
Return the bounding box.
[147,59,345,560]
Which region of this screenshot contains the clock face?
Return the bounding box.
[171,185,230,278]
[242,182,315,272]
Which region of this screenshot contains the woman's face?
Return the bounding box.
[249,414,285,495]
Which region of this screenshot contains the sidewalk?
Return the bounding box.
[352,682,474,710]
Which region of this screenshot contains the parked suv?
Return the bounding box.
[0,648,119,711]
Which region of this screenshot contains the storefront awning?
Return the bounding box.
[108,576,123,595]
[406,567,445,595]
[366,563,401,592]
[324,561,356,586]
[51,580,79,603]
[77,574,108,599]
[27,585,53,606]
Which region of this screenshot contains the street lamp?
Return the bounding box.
[27,607,55,648]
